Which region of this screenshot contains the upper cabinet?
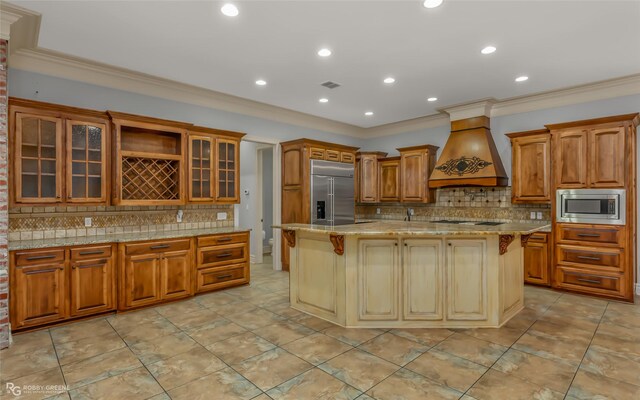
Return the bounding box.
[10,99,110,206]
[378,157,401,202]
[216,137,240,203]
[398,145,438,203]
[506,130,551,203]
[188,135,215,202]
[356,152,387,203]
[548,116,632,189]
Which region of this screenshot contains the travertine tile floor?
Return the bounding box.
[2,256,640,400]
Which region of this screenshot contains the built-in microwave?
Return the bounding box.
[556,189,625,225]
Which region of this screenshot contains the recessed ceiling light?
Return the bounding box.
[221,3,239,17]
[481,46,496,55]
[427,97,438,102]
[319,98,329,103]
[365,111,374,116]
[383,77,396,84]
[317,48,332,57]
[255,79,267,86]
[423,0,443,9]
[515,76,529,82]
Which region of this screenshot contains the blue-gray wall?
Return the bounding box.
[262,148,274,248]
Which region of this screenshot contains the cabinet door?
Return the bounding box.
[523,241,549,286]
[378,160,400,202]
[160,250,192,300]
[124,253,161,308]
[66,120,107,203]
[216,138,240,203]
[14,113,63,203]
[512,135,551,202]
[400,151,424,202]
[555,129,588,188]
[402,239,443,320]
[359,155,378,203]
[589,126,625,187]
[358,239,399,321]
[188,135,215,201]
[70,257,115,316]
[446,239,487,321]
[12,263,67,328]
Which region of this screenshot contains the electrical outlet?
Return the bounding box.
[217,212,227,220]
[176,210,184,223]
[84,217,92,227]
[536,212,543,220]
[376,208,381,215]
[408,208,415,216]
[530,211,536,220]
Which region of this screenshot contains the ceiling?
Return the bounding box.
[12,0,640,128]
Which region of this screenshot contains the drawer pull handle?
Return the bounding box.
[577,278,602,284]
[72,262,106,270]
[577,233,601,238]
[577,255,601,261]
[216,253,233,258]
[78,250,105,256]
[150,244,171,250]
[217,274,233,279]
[25,255,57,261]
[26,267,64,274]
[217,237,233,242]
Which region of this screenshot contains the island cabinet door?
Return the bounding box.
[402,239,443,320]
[445,239,488,321]
[358,239,399,321]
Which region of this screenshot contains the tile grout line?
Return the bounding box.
[47,328,72,399]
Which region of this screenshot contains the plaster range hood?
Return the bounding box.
[429,101,508,188]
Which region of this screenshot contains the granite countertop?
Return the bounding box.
[9,227,250,251]
[276,221,550,236]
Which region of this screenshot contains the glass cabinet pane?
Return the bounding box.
[68,122,104,201]
[18,115,61,201]
[190,137,213,200]
[216,140,238,201]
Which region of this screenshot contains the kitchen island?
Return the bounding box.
[278,221,548,328]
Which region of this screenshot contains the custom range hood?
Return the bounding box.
[429,101,508,188]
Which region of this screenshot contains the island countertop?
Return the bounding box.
[276,220,550,236]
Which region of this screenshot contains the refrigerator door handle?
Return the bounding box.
[328,177,334,224]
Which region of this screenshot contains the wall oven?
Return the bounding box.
[556,189,625,225]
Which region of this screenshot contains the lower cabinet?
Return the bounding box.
[195,232,250,293]
[10,245,116,330]
[523,232,550,286]
[161,250,192,300]
[123,253,162,309]
[357,238,487,323]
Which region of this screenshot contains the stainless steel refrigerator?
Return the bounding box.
[311,159,355,225]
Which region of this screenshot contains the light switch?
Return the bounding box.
[530,211,536,219]
[84,217,92,227]
[376,208,381,215]
[536,212,543,220]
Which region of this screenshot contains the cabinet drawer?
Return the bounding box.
[15,249,65,266]
[341,152,355,163]
[310,147,325,160]
[198,243,247,268]
[557,267,622,296]
[557,245,621,271]
[196,264,247,293]
[527,233,548,243]
[125,239,191,256]
[70,245,112,260]
[558,224,623,246]
[197,232,248,247]
[326,149,340,161]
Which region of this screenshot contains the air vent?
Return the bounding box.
[321,81,341,89]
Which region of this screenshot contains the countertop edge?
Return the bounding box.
[274,223,551,236]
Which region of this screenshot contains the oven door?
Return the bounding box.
[556,189,625,225]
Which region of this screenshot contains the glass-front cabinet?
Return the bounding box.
[216,138,240,203]
[15,113,63,203]
[188,135,215,202]
[67,120,107,202]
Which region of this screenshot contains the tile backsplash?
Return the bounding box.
[357,186,551,224]
[9,204,235,241]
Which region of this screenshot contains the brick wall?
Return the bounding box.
[0,38,10,349]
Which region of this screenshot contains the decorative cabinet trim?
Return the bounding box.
[283,230,296,248]
[329,234,345,255]
[499,234,515,255]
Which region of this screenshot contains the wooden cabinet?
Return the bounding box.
[11,260,67,329]
[398,145,438,203]
[280,139,359,270]
[507,130,551,203]
[195,232,250,293]
[357,239,399,321]
[188,135,215,202]
[70,245,115,317]
[119,238,193,310]
[378,157,401,202]
[523,233,550,286]
[356,152,387,203]
[9,99,110,206]
[445,239,487,321]
[402,239,443,320]
[216,137,241,203]
[589,126,625,187]
[554,129,588,188]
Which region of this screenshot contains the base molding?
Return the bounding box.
[636,283,640,295]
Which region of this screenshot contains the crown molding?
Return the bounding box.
[443,99,496,121]
[0,2,40,46]
[364,113,450,138]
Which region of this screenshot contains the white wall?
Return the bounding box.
[238,141,260,261]
[262,148,274,249]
